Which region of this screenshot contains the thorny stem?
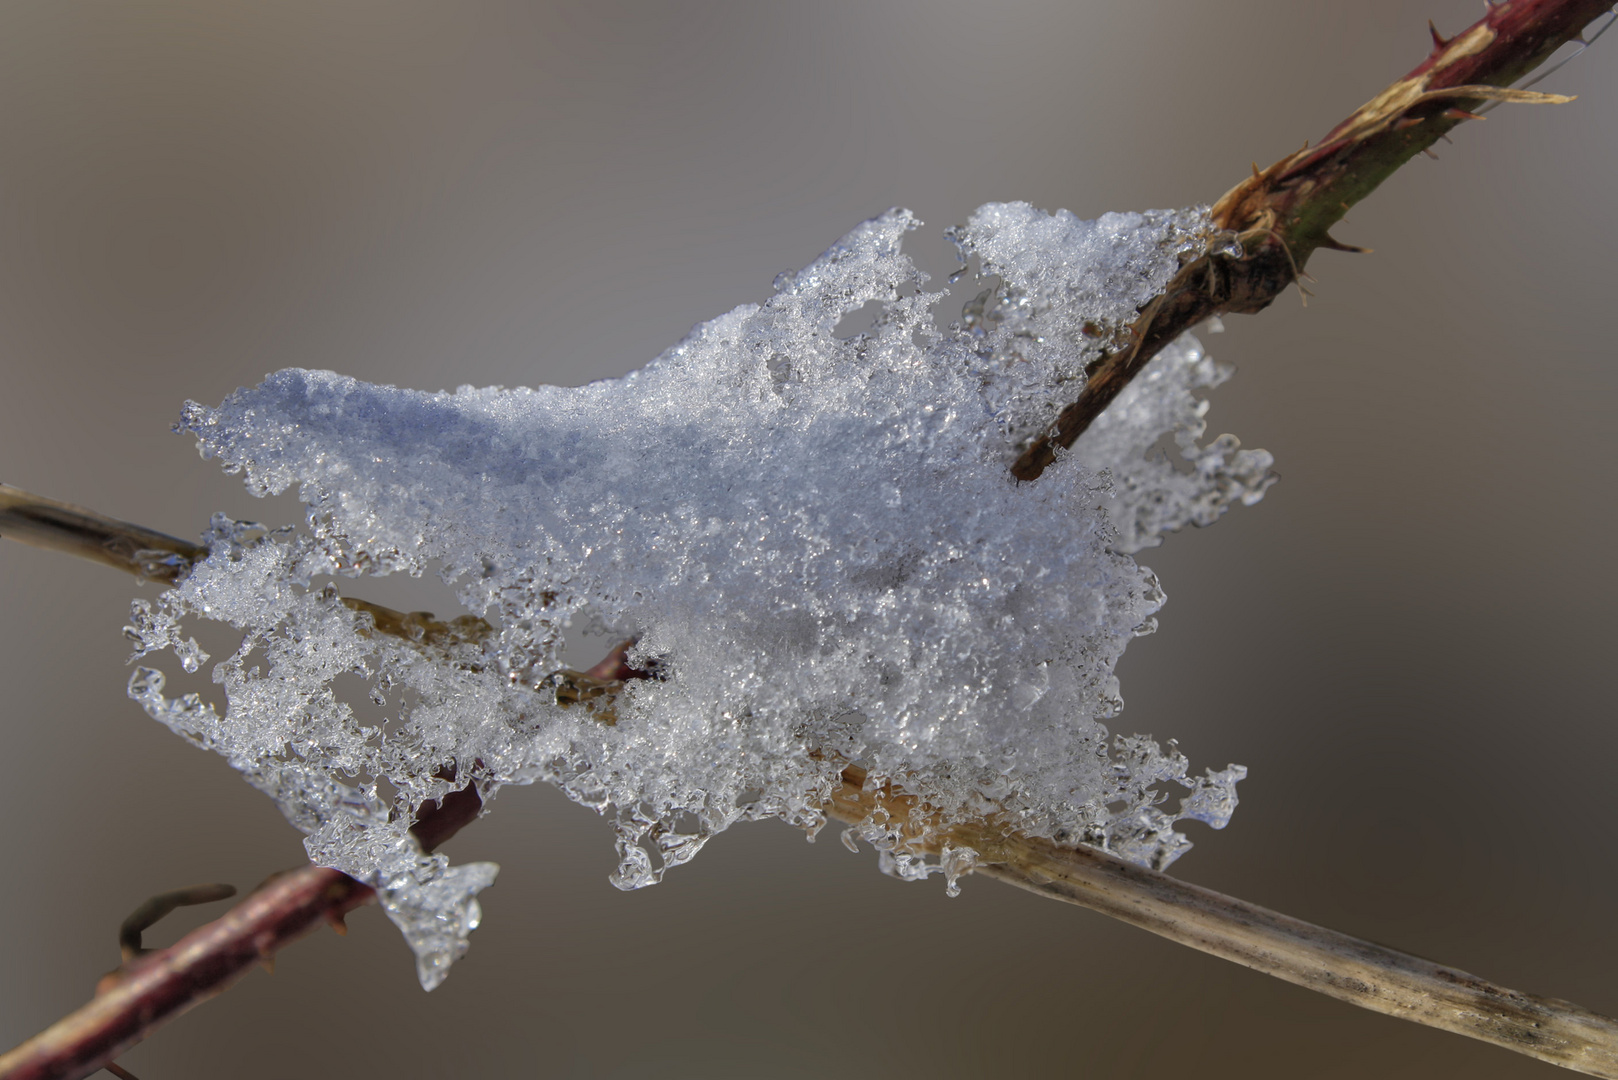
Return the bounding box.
[0,867,374,1080]
[6,486,1618,1075]
[1010,0,1616,481]
[0,485,635,1079]
[2,11,1615,1071]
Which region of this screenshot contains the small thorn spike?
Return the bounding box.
[1443,107,1485,122]
[1319,234,1371,255]
[1429,20,1450,50]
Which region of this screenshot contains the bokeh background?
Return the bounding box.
[2,2,1615,1077]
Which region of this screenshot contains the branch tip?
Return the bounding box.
[1009,0,1613,482]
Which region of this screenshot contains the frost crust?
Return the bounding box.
[129,203,1267,987]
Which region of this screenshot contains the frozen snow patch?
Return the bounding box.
[129,202,1264,987]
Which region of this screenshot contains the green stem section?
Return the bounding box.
[1011,0,1614,481]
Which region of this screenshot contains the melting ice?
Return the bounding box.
[126,203,1273,988]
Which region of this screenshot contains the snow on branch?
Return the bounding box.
[1011,0,1614,480]
[3,2,1617,1077]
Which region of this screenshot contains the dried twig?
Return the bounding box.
[0,730,480,1080]
[6,487,1618,1074]
[4,8,1616,1071]
[0,484,634,1079]
[0,485,203,585]
[0,866,373,1080]
[824,766,1618,1078]
[1011,0,1615,481]
[0,483,605,709]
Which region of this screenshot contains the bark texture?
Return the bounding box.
[1010,0,1614,481]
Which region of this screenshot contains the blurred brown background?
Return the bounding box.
[2,2,1615,1077]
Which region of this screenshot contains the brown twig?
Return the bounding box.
[4,10,1615,1064]
[0,483,610,712]
[0,485,204,585]
[0,867,374,1080]
[1011,0,1615,481]
[823,765,1618,1077]
[0,760,479,1080]
[8,459,1618,1074]
[0,484,644,1079]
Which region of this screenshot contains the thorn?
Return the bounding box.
[1422,147,1440,159]
[1394,116,1423,132]
[117,883,238,963]
[1251,161,1263,181]
[259,956,276,975]
[1318,234,1372,254]
[1439,132,1454,144]
[325,911,349,936]
[1443,107,1485,122]
[1298,270,1318,284]
[1429,20,1450,50]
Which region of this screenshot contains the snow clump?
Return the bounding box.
[126,202,1273,988]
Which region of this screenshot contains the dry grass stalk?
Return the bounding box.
[826,766,1618,1077]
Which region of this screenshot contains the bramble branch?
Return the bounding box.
[3,4,1616,1075]
[7,466,1618,1076]
[0,866,372,1080]
[1011,0,1614,481]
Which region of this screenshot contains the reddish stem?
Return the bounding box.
[1010,0,1614,481]
[0,868,373,1080]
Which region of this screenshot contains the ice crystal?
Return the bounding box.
[127,202,1271,988]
